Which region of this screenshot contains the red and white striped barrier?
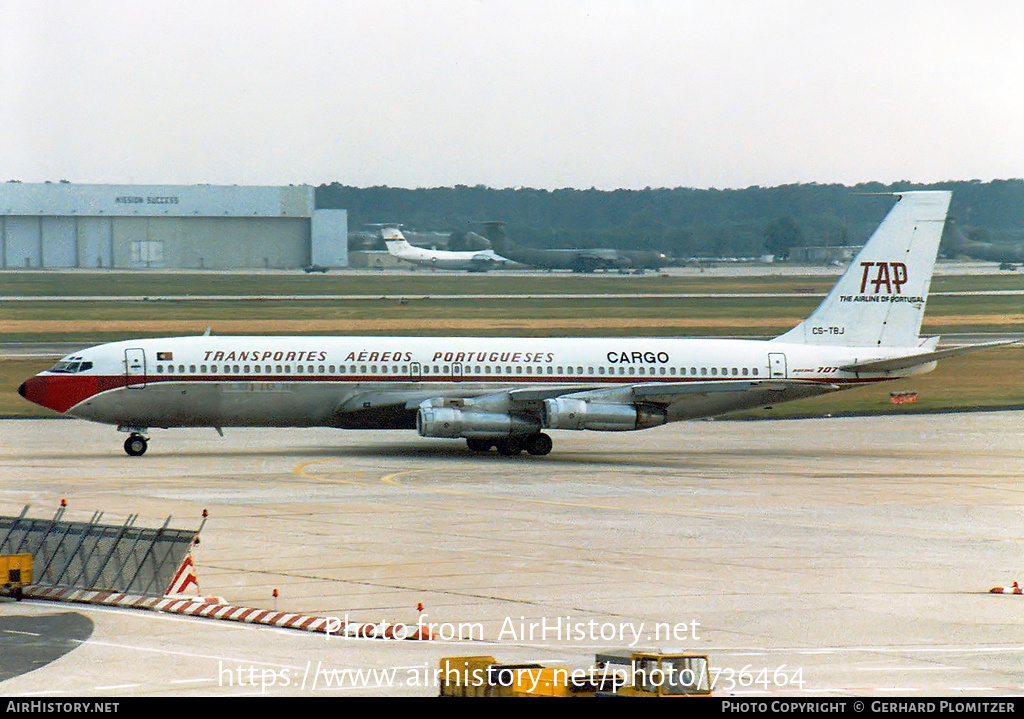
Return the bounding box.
[989,581,1023,595]
[166,554,202,596]
[22,586,433,639]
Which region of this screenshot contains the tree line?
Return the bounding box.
[316,180,1024,259]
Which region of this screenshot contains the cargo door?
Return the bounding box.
[768,352,787,379]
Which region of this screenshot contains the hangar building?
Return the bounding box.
[0,182,348,269]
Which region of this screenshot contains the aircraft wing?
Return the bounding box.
[468,253,505,269]
[443,379,839,414]
[577,249,620,260]
[338,378,841,417]
[562,379,839,405]
[501,380,814,404]
[506,385,604,401]
[628,379,831,399]
[839,339,1019,373]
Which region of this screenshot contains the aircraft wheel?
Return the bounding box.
[466,438,492,452]
[495,437,523,456]
[524,433,553,456]
[124,433,148,457]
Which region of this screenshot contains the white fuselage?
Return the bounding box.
[385,241,521,271]
[30,334,926,431]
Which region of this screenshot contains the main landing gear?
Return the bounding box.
[466,433,553,457]
[123,432,149,457]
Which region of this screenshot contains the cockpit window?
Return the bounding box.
[50,360,92,373]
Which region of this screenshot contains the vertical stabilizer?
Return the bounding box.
[773,191,952,348]
[382,226,412,255]
[384,239,412,253]
[380,226,406,242]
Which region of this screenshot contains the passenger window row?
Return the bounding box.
[151,362,761,378]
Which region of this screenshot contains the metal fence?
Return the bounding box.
[0,505,204,597]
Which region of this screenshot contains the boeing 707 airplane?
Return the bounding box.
[19,191,1011,457]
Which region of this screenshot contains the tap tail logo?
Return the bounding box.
[859,261,908,294]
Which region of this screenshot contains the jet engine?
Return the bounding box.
[541,398,667,431]
[416,406,541,439]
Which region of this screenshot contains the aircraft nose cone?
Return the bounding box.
[19,376,52,409]
[19,374,97,414]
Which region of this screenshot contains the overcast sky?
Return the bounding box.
[2,1,1022,190]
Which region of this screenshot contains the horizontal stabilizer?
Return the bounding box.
[839,340,1019,373]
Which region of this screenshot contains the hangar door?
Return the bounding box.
[41,217,77,267]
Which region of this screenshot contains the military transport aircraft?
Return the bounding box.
[382,226,522,271]
[19,191,1012,457]
[477,222,671,273]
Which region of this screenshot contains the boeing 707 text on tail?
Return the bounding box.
[19,191,1010,457]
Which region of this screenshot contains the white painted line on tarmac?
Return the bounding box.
[81,637,302,671]
[705,644,1024,654]
[951,687,996,692]
[853,666,960,671]
[169,678,215,685]
[791,688,852,694]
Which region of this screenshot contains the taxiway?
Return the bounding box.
[1,412,1022,696]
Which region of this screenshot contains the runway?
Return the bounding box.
[1,412,1023,696]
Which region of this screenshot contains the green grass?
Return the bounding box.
[730,348,1024,419]
[0,291,1018,344]
[0,296,810,321]
[3,268,1023,297]
[1,359,58,417]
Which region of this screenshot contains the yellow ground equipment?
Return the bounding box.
[597,650,711,697]
[438,650,711,697]
[1,554,33,601]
